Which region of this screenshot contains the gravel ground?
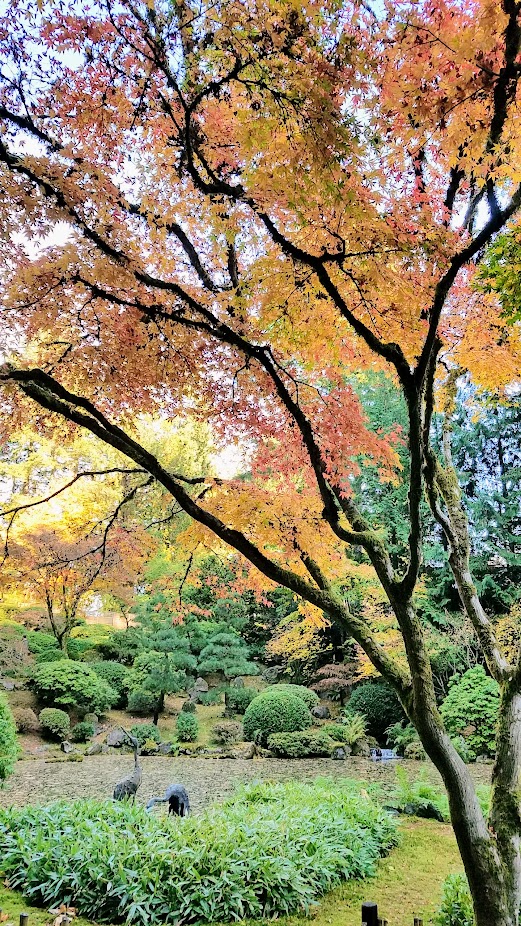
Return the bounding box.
[0,755,493,813]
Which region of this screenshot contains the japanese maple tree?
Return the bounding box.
[0,0,521,922]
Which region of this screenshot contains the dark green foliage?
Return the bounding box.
[323,713,366,746]
[197,631,258,678]
[129,724,162,747]
[243,691,312,745]
[225,686,256,714]
[97,628,146,665]
[90,662,130,709]
[0,781,397,923]
[0,692,18,782]
[126,688,157,714]
[32,661,118,715]
[433,874,474,926]
[386,722,419,757]
[348,681,405,742]
[264,683,319,709]
[176,713,199,742]
[38,708,70,741]
[212,721,243,745]
[181,699,197,713]
[70,722,95,743]
[198,688,223,705]
[26,631,64,663]
[129,631,197,720]
[267,730,335,757]
[440,666,500,759]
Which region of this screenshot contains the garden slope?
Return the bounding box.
[0,780,396,925]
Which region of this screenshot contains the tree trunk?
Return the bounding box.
[153,691,165,725]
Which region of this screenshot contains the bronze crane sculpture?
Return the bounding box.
[113,730,142,802]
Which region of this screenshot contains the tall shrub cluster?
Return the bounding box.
[0,692,17,783]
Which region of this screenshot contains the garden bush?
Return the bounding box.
[129,724,162,747]
[32,661,118,715]
[176,713,199,742]
[0,692,18,783]
[199,688,223,706]
[39,708,70,741]
[264,683,319,709]
[13,707,40,734]
[243,691,312,745]
[91,661,130,709]
[440,665,500,759]
[71,722,95,743]
[181,699,197,713]
[268,730,335,757]
[348,681,405,742]
[386,722,419,756]
[224,686,256,714]
[26,631,64,663]
[213,721,243,745]
[0,779,397,923]
[390,767,449,822]
[433,874,474,926]
[323,713,366,746]
[126,687,157,714]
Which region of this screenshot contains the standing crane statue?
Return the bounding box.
[146,784,190,817]
[113,730,142,802]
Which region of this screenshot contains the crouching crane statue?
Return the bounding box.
[113,730,142,802]
[146,784,190,816]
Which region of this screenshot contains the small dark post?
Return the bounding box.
[362,902,378,926]
[19,913,29,926]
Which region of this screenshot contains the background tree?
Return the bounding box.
[0,1,520,922]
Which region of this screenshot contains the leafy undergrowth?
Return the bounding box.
[0,779,396,925]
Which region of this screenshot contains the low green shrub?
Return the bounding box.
[386,721,419,756]
[32,661,118,715]
[264,684,319,709]
[91,662,130,709]
[199,688,223,706]
[0,779,397,923]
[268,730,335,757]
[451,735,474,763]
[126,687,156,714]
[433,874,474,926]
[225,686,256,714]
[243,691,312,745]
[0,692,18,783]
[390,767,449,821]
[176,713,198,742]
[348,681,405,742]
[26,632,64,663]
[39,708,70,741]
[440,666,499,759]
[181,700,197,713]
[13,707,40,733]
[213,721,243,745]
[71,722,95,743]
[324,713,366,746]
[129,724,161,747]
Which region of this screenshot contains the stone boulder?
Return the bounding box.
[106,727,127,748]
[85,742,103,756]
[231,676,245,688]
[311,704,331,720]
[351,738,371,757]
[188,677,209,702]
[61,741,74,754]
[0,678,15,691]
[226,742,256,760]
[158,742,174,755]
[261,666,284,685]
[331,746,348,760]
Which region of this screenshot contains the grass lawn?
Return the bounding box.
[0,819,461,926]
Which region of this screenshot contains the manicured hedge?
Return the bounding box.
[0,780,397,923]
[243,690,312,744]
[264,684,319,709]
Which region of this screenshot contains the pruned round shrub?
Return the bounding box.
[264,684,319,710]
[126,687,157,714]
[268,730,335,758]
[0,781,397,923]
[71,722,95,743]
[39,708,70,741]
[213,721,243,746]
[348,681,405,742]
[129,724,161,747]
[181,700,197,713]
[440,666,499,759]
[243,691,312,745]
[91,662,130,709]
[13,707,40,734]
[225,686,256,714]
[32,661,118,715]
[0,692,18,783]
[176,713,199,742]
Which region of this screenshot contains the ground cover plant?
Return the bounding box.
[0,693,17,783]
[0,779,396,924]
